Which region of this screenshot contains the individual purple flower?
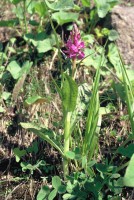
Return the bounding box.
[64,24,85,60]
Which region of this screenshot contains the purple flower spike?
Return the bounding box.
[64,24,85,60]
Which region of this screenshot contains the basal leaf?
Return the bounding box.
[62,74,78,112]
[123,154,134,187]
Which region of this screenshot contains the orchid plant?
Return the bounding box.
[21,23,101,180]
[63,24,85,178]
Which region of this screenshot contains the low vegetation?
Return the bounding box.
[0,0,134,199]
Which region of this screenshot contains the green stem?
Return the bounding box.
[72,58,76,80]
[47,12,63,73]
[63,112,71,179]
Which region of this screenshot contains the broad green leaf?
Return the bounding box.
[27,0,36,14]
[62,74,78,112]
[37,186,50,200]
[19,61,33,77]
[25,95,47,106]
[13,148,26,162]
[83,47,107,68]
[24,32,56,53]
[81,0,90,7]
[45,0,74,11]
[58,185,66,194]
[108,30,119,41]
[52,11,79,25]
[97,4,110,18]
[123,154,134,187]
[118,144,134,158]
[36,38,53,53]
[0,106,5,113]
[70,83,91,132]
[63,194,76,199]
[113,82,125,101]
[20,123,64,156]
[52,176,61,190]
[35,2,47,17]
[7,61,21,79]
[108,177,123,195]
[36,34,56,53]
[10,0,23,5]
[65,151,75,159]
[108,43,121,74]
[1,92,11,100]
[48,188,57,200]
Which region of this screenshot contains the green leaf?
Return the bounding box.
[20,160,43,174]
[62,74,78,112]
[81,0,90,7]
[0,19,19,27]
[20,122,64,156]
[45,0,74,11]
[65,151,75,159]
[108,30,119,41]
[24,33,56,53]
[58,185,66,194]
[71,83,91,132]
[108,43,121,74]
[19,61,33,77]
[35,2,47,17]
[36,38,53,53]
[63,194,76,200]
[37,35,56,53]
[82,155,87,168]
[52,176,61,190]
[123,154,134,187]
[118,144,134,158]
[48,188,57,200]
[13,148,26,162]
[97,3,110,18]
[10,0,23,5]
[52,11,79,26]
[0,106,5,113]
[37,186,50,200]
[25,95,47,106]
[7,61,21,79]
[27,141,38,154]
[1,92,11,100]
[83,47,107,68]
